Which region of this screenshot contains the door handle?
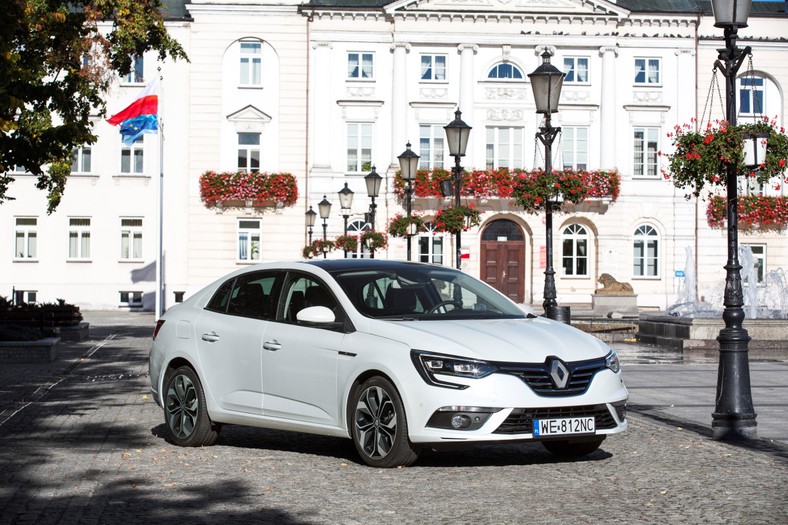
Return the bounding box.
[263,340,282,351]
[201,332,220,343]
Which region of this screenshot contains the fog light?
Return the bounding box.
[451,414,472,429]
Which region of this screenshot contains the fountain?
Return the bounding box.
[638,246,788,353]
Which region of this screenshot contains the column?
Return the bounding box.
[391,42,410,167]
[599,46,618,170]
[457,44,478,121]
[675,49,695,123]
[313,41,332,169]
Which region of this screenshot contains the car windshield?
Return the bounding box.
[331,265,526,320]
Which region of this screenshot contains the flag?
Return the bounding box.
[107,78,159,146]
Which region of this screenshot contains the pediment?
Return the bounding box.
[386,0,630,18]
[227,105,272,124]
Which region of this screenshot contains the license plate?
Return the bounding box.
[533,417,595,437]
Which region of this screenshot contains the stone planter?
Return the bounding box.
[0,337,60,363]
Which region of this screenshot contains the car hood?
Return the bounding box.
[370,316,610,363]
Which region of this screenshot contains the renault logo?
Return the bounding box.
[548,358,570,389]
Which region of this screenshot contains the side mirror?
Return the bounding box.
[296,306,336,324]
[517,303,538,318]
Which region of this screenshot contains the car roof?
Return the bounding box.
[306,259,450,273]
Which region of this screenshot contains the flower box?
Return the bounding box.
[200,171,299,209]
[706,195,788,230]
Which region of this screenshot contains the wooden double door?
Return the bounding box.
[481,219,526,304]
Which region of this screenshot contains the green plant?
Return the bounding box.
[387,214,425,238]
[510,169,588,214]
[334,235,358,252]
[360,231,387,252]
[302,239,335,258]
[434,205,481,235]
[662,117,788,197]
[199,171,299,208]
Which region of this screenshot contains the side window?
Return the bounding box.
[206,278,235,313]
[226,272,280,320]
[281,275,340,324]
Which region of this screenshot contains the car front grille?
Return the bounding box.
[496,356,607,397]
[493,404,618,434]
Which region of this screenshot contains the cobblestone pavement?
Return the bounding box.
[0,313,786,524]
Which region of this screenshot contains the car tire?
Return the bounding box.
[163,366,221,447]
[350,376,419,468]
[541,436,605,457]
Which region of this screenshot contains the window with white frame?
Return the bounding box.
[633,127,659,177]
[561,126,589,170]
[347,219,371,259]
[120,137,144,174]
[347,123,373,172]
[487,63,523,80]
[14,290,37,305]
[561,223,589,276]
[15,217,38,259]
[347,52,374,79]
[563,57,589,84]
[420,54,447,81]
[237,132,261,173]
[485,127,524,169]
[739,76,764,115]
[120,218,143,261]
[71,146,92,173]
[239,42,262,86]
[68,218,91,260]
[419,124,445,169]
[418,221,444,265]
[634,58,660,85]
[633,224,659,277]
[238,219,261,262]
[738,173,765,196]
[742,244,765,285]
[122,56,144,84]
[120,291,143,307]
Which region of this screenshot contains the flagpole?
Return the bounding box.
[155,70,164,320]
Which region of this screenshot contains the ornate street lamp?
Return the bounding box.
[444,109,472,269]
[338,182,354,257]
[364,167,382,259]
[398,142,420,261]
[318,195,331,259]
[305,206,317,245]
[529,50,567,322]
[710,0,757,440]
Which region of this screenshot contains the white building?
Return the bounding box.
[2,0,786,312]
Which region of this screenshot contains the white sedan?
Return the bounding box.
[149,260,628,467]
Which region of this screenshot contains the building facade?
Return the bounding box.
[1,0,786,312]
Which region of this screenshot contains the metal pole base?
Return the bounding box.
[545,305,571,324]
[712,328,757,441]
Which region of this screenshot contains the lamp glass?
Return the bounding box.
[444,109,472,157]
[364,167,382,198]
[318,196,331,219]
[711,0,752,28]
[338,182,354,210]
[398,142,420,181]
[305,206,317,227]
[528,51,565,114]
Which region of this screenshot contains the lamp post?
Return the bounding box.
[365,166,382,258]
[710,0,757,440]
[338,182,354,258]
[529,50,566,322]
[398,142,420,261]
[305,206,317,245]
[318,195,331,259]
[444,109,472,269]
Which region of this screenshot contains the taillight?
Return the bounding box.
[152,319,165,340]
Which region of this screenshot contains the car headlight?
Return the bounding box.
[411,350,498,389]
[605,350,621,374]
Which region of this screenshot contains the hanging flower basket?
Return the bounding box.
[302,239,335,259]
[387,214,425,238]
[333,235,358,252]
[200,171,299,209]
[360,231,387,252]
[510,169,588,214]
[434,205,481,235]
[661,117,788,197]
[707,195,788,230]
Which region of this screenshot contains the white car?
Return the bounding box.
[149,260,628,467]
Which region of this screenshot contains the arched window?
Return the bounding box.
[633,224,659,277]
[481,219,523,241]
[561,224,588,277]
[347,219,371,259]
[417,221,445,265]
[487,63,523,80]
